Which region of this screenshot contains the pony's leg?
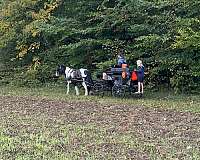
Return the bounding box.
[82,81,88,96]
[87,86,91,95]
[67,81,70,95]
[75,85,80,96]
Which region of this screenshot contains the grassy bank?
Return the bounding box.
[0,85,200,113]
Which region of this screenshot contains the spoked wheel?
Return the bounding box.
[92,82,104,96]
[112,84,126,97]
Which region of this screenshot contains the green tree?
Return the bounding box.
[0,0,199,92]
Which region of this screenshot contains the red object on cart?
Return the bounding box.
[131,71,137,81]
[122,64,128,79]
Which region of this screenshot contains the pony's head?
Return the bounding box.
[56,64,66,77]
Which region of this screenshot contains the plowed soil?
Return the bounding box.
[0,96,200,159]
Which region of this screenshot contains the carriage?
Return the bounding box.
[55,64,140,97]
[92,65,139,97]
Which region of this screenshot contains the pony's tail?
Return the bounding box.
[85,70,93,86]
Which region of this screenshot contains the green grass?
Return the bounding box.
[0,84,200,113]
[0,84,200,159]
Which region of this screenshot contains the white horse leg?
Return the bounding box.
[82,81,88,96]
[67,81,70,95]
[75,86,80,96]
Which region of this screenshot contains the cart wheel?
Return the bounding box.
[93,82,104,96]
[112,84,125,97]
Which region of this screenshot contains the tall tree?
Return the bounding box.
[0,0,199,92]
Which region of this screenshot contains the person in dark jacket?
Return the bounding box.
[136,60,144,94]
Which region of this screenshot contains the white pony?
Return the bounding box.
[56,65,93,96]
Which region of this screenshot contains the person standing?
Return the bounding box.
[136,60,144,94]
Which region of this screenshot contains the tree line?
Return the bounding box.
[0,0,200,93]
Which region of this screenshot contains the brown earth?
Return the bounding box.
[0,96,200,159]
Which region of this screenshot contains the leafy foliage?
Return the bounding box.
[0,0,199,93]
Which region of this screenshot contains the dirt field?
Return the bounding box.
[0,95,200,159]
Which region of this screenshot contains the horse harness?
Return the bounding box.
[66,69,83,81]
